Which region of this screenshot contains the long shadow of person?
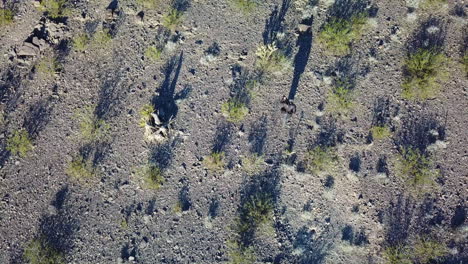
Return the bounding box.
[152,52,187,124]
[288,17,314,100]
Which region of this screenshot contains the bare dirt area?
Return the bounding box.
[0,0,467,263]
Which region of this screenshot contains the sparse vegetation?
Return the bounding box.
[36,57,61,78]
[227,240,255,264]
[6,129,33,157]
[145,46,162,62]
[384,238,447,264]
[76,107,109,142]
[66,155,95,182]
[421,0,447,8]
[163,8,183,31]
[137,0,159,9]
[255,43,289,74]
[384,245,412,264]
[139,163,164,190]
[413,237,448,263]
[327,84,354,113]
[241,153,264,175]
[318,14,368,56]
[90,29,112,48]
[203,151,225,172]
[221,99,248,123]
[139,104,155,127]
[306,146,338,174]
[402,49,448,100]
[72,34,89,52]
[23,238,64,264]
[397,147,439,192]
[230,0,257,14]
[39,0,71,19]
[371,126,391,140]
[0,9,14,26]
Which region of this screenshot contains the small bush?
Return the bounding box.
[255,43,289,74]
[221,99,248,123]
[402,49,448,100]
[137,0,159,9]
[231,0,257,14]
[0,9,14,26]
[163,8,183,31]
[383,238,447,264]
[241,153,264,175]
[421,0,447,8]
[23,238,64,264]
[413,238,447,264]
[139,164,164,190]
[227,240,255,264]
[397,147,439,192]
[145,46,162,62]
[72,34,89,52]
[76,107,109,142]
[91,29,112,48]
[371,126,391,140]
[6,129,33,157]
[318,14,367,56]
[39,0,71,19]
[327,85,354,114]
[36,57,61,78]
[306,146,338,174]
[239,193,274,232]
[139,104,155,127]
[66,155,95,182]
[384,245,412,264]
[203,151,225,172]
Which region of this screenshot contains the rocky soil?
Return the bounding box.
[0,0,467,263]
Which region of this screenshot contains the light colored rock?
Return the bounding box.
[16,42,39,56]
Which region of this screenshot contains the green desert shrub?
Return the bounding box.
[413,237,448,263]
[90,29,112,48]
[227,240,255,264]
[139,104,155,127]
[139,163,164,190]
[66,155,95,182]
[255,43,289,74]
[306,146,338,174]
[72,34,89,52]
[241,153,264,175]
[236,193,274,235]
[39,0,71,19]
[371,125,391,140]
[327,84,354,114]
[23,238,64,264]
[230,0,257,14]
[421,0,447,8]
[76,107,109,142]
[36,57,61,77]
[397,147,439,192]
[137,0,159,9]
[163,8,183,31]
[402,49,448,100]
[6,129,33,157]
[384,245,412,264]
[384,238,447,264]
[0,9,14,26]
[221,99,248,123]
[318,14,367,55]
[145,46,162,62]
[203,151,225,172]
